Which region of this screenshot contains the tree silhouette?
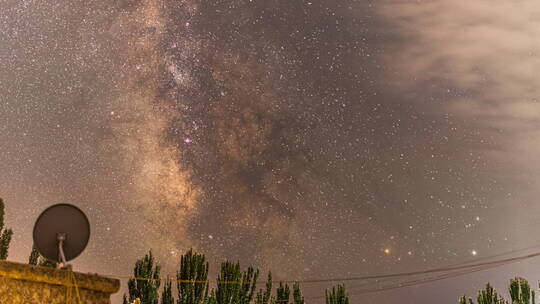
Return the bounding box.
[215,261,258,304]
[325,285,349,304]
[177,249,211,304]
[0,198,13,260]
[126,251,161,304]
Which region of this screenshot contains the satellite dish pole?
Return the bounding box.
[57,233,68,267]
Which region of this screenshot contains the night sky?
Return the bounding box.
[2,0,540,303]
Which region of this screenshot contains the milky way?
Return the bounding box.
[2,0,540,303]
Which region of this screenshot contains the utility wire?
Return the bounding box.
[292,250,540,284]
[303,260,513,300]
[102,246,540,285]
[309,247,540,298]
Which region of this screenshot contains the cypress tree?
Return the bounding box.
[238,266,258,304]
[510,277,534,304]
[162,277,174,304]
[207,289,217,304]
[28,245,40,265]
[0,198,13,260]
[177,249,210,304]
[255,273,272,304]
[126,251,161,304]
[292,282,304,304]
[325,285,349,304]
[276,282,290,304]
[477,283,506,304]
[459,295,474,304]
[215,261,258,304]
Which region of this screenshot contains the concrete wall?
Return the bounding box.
[0,260,120,304]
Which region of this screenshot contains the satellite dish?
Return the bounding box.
[33,204,90,266]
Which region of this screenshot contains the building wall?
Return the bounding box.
[0,260,120,304]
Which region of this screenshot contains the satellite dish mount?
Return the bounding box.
[57,232,68,266]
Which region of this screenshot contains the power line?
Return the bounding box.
[290,250,540,284]
[103,246,540,285]
[304,248,540,299]
[303,260,513,300]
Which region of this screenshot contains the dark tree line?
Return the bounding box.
[459,277,537,304]
[124,249,349,304]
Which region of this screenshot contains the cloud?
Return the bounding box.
[378,0,540,243]
[380,0,540,111]
[380,0,540,161]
